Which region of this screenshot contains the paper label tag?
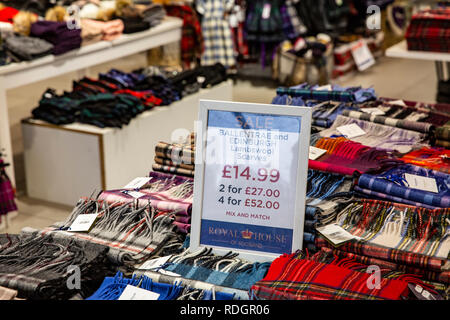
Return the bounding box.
[158,269,181,277]
[229,14,238,28]
[316,84,333,91]
[351,40,375,71]
[262,4,271,19]
[336,123,366,139]
[68,213,98,232]
[309,146,327,160]
[123,177,150,189]
[404,173,439,193]
[316,223,360,246]
[139,255,172,270]
[387,100,407,107]
[362,107,385,116]
[118,285,160,300]
[122,190,146,199]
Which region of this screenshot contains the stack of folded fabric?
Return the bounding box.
[316,115,427,154]
[30,20,82,55]
[316,199,449,287]
[303,169,355,251]
[3,34,53,61]
[87,271,235,300]
[405,8,450,53]
[355,164,450,209]
[98,171,194,234]
[309,136,401,176]
[156,247,271,292]
[0,232,112,300]
[400,147,450,174]
[153,141,195,177]
[251,248,441,300]
[435,121,450,148]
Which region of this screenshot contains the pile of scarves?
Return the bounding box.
[400,147,450,174]
[316,199,449,287]
[436,121,450,149]
[98,171,193,234]
[155,247,271,292]
[251,248,439,300]
[355,164,450,209]
[153,140,195,178]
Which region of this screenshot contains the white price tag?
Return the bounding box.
[404,173,439,193]
[362,107,385,116]
[123,177,150,189]
[351,40,375,71]
[139,255,172,270]
[68,213,98,232]
[229,14,238,28]
[262,4,271,19]
[386,100,407,107]
[316,224,360,246]
[315,84,332,91]
[336,123,366,139]
[309,146,327,160]
[118,285,160,300]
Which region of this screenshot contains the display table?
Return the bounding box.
[0,16,183,188]
[21,79,233,206]
[385,40,450,81]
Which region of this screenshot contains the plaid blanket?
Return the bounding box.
[342,110,434,133]
[317,115,427,154]
[357,164,450,208]
[0,233,111,300]
[251,250,428,300]
[25,199,184,266]
[400,147,450,174]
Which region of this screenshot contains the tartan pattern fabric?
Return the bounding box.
[152,163,194,177]
[400,147,450,174]
[165,5,204,66]
[342,110,434,133]
[154,156,195,170]
[406,8,450,53]
[197,0,235,67]
[435,121,450,141]
[317,115,426,154]
[285,0,307,36]
[251,250,424,300]
[155,141,195,165]
[357,164,450,208]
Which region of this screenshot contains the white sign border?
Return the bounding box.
[190,99,312,262]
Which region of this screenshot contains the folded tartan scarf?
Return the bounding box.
[309,136,402,175]
[319,246,449,286]
[0,232,111,300]
[341,110,434,133]
[356,164,450,208]
[27,199,184,267]
[155,141,195,165]
[317,115,427,154]
[158,247,270,291]
[152,163,194,178]
[251,250,433,300]
[99,171,193,217]
[334,199,450,259]
[87,271,234,300]
[400,147,450,174]
[435,121,450,142]
[155,156,195,170]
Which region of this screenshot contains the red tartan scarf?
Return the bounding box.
[251,251,431,300]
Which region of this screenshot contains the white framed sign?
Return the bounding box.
[190,100,312,262]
